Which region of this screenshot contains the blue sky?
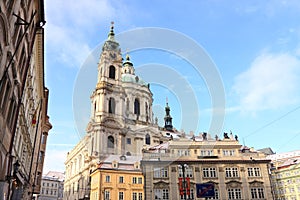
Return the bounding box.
[44,0,300,172]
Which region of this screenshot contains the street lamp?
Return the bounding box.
[13,160,20,175]
[178,164,189,200]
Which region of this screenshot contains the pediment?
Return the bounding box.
[204,181,219,185]
[153,180,169,188]
[225,180,242,188]
[131,126,159,135]
[101,118,123,129]
[249,180,264,187]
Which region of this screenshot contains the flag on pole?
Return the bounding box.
[32,107,37,126]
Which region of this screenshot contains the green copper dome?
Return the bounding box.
[121,74,148,87]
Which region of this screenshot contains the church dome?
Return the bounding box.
[121,53,149,87]
[121,74,148,87]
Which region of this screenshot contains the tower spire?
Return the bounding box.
[108,21,115,41]
[102,22,119,52]
[164,98,173,131]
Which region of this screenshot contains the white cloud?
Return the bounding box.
[45,0,131,68]
[46,27,91,68]
[46,0,116,28]
[233,52,300,113]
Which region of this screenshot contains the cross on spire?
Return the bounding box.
[108,21,115,40]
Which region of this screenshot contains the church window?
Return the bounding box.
[134,98,140,115]
[107,136,114,148]
[108,97,115,114]
[109,65,115,79]
[127,138,131,144]
[145,134,151,145]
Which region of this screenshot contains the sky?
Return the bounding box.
[43,0,300,173]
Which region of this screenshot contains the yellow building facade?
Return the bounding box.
[268,151,300,200]
[90,155,144,200]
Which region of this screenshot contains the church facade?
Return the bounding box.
[63,24,171,200]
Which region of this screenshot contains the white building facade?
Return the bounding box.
[38,171,64,200]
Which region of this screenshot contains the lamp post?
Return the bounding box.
[13,160,20,176]
[178,164,189,200]
[9,160,21,200]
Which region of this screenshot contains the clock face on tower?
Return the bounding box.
[109,52,116,59]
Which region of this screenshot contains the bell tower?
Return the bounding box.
[90,22,124,124]
[97,22,122,85]
[87,23,157,157]
[88,22,126,156]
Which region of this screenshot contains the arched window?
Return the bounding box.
[145,133,151,145]
[134,98,140,115]
[109,65,115,79]
[107,136,114,148]
[108,97,115,114]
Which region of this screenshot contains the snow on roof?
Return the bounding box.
[98,155,142,171]
[148,142,169,150]
[43,171,65,181]
[267,150,300,161]
[277,158,300,168]
[103,155,142,164]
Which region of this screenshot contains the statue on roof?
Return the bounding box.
[202,132,207,140]
[235,135,238,141]
[224,132,230,139]
[215,135,219,141]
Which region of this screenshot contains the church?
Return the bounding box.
[63,23,177,200]
[63,24,273,200]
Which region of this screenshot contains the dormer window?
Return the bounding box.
[120,155,126,160]
[112,160,118,168]
[134,162,140,170]
[126,152,131,156]
[109,65,115,79]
